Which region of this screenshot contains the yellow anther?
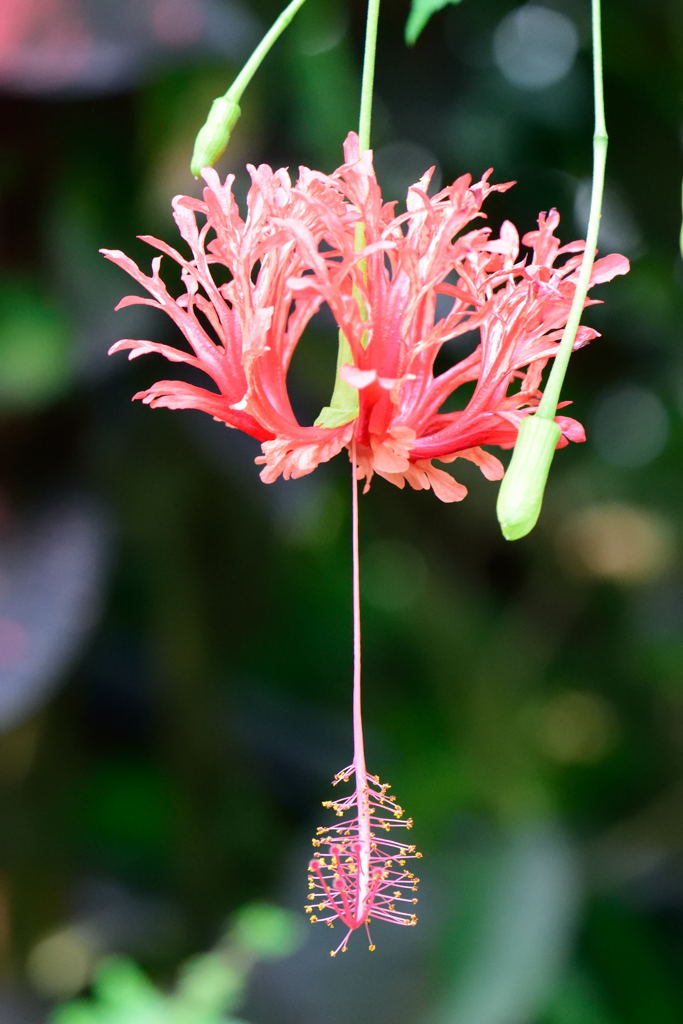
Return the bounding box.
[310,915,318,923]
[368,944,376,951]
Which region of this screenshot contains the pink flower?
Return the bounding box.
[307,763,421,956]
[103,133,628,501]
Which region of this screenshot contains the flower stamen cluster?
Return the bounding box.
[306,764,421,955]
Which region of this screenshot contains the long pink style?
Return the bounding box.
[305,443,421,955]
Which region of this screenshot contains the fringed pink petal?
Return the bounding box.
[414,463,468,502]
[590,252,630,284]
[457,447,505,481]
[556,415,586,443]
[256,426,353,484]
[133,381,271,440]
[108,338,202,369]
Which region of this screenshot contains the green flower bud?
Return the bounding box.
[190,96,241,178]
[496,415,562,541]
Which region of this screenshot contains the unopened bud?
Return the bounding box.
[496,415,562,541]
[190,96,241,178]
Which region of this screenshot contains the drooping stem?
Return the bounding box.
[227,0,311,106]
[356,0,381,251]
[537,0,607,418]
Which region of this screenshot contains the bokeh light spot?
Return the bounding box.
[557,503,676,584]
[536,691,619,764]
[591,385,668,468]
[27,926,96,998]
[493,5,578,90]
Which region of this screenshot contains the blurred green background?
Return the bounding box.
[1,1,681,1021]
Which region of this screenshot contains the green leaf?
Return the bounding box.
[405,0,464,46]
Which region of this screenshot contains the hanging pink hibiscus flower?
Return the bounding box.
[102,132,628,502]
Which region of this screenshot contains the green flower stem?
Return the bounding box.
[536,0,607,419]
[315,0,381,429]
[191,0,311,176]
[358,0,382,153]
[226,0,311,111]
[496,0,607,540]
